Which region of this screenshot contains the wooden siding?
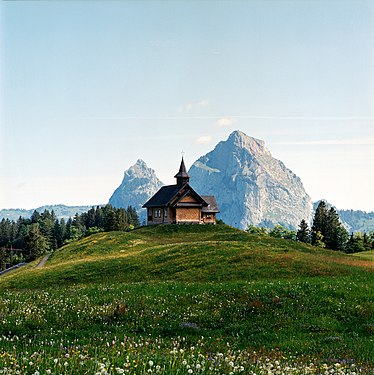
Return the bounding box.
[179,195,198,203]
[176,208,201,223]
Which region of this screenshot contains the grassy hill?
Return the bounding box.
[352,249,374,261]
[1,224,372,288]
[0,224,373,374]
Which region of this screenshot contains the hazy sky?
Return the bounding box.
[1,0,373,211]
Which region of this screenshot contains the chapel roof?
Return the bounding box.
[142,185,181,208]
[201,196,220,213]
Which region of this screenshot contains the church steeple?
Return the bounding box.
[174,157,190,186]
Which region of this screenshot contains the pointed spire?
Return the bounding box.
[174,157,190,186]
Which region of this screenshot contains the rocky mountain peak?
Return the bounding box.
[227,130,270,157]
[189,130,313,229]
[125,159,154,179]
[109,160,164,222]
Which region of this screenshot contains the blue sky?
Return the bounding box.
[1,0,373,211]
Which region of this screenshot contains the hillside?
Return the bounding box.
[0,224,373,373]
[2,224,372,289]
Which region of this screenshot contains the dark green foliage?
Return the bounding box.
[345,232,374,253]
[247,224,296,240]
[311,201,350,251]
[127,205,140,228]
[24,223,49,260]
[53,218,66,248]
[311,201,328,246]
[0,218,12,246]
[324,207,349,250]
[269,225,297,240]
[296,219,310,243]
[246,225,268,236]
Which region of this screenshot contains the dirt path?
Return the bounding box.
[36,253,51,268]
[0,262,28,276]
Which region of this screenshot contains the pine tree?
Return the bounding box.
[311,201,348,250]
[103,205,116,231]
[311,201,328,246]
[0,219,12,247]
[345,233,355,253]
[24,223,49,260]
[40,209,55,250]
[127,206,140,228]
[94,206,104,228]
[296,219,310,243]
[53,219,66,248]
[30,210,41,224]
[325,207,348,250]
[114,209,128,231]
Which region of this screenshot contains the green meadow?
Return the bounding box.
[0,224,373,374]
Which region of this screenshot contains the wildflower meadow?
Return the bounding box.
[0,225,373,374]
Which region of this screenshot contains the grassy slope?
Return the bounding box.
[1,224,372,289]
[352,249,374,261]
[0,225,373,372]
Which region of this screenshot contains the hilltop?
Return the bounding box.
[2,224,371,289]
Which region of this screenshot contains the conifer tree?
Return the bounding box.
[296,219,310,243]
[325,207,348,250]
[127,206,140,228]
[311,201,348,250]
[311,201,328,246]
[24,223,49,260]
[30,210,41,224]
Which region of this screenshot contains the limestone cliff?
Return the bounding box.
[188,130,313,229]
[109,159,164,222]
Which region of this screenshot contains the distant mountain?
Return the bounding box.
[109,159,164,222]
[0,204,95,221]
[338,210,374,233]
[188,130,313,229]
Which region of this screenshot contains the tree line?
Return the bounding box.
[247,200,374,253]
[0,205,140,270]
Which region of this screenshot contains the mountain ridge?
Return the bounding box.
[0,204,96,222]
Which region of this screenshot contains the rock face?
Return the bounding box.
[109,159,164,222]
[188,130,313,229]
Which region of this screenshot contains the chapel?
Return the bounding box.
[142,158,219,225]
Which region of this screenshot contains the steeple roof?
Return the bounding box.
[174,157,190,179]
